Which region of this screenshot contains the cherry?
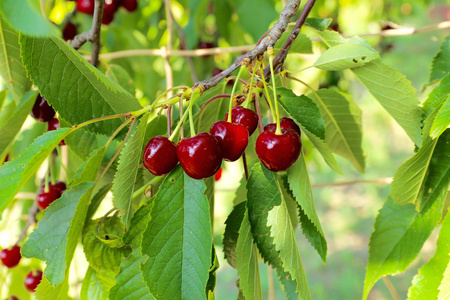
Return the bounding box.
[176,133,222,179]
[143,136,178,176]
[198,41,215,57]
[47,118,66,145]
[31,94,55,123]
[255,129,301,172]
[9,296,19,300]
[36,188,60,210]
[102,1,118,25]
[225,106,259,136]
[264,117,301,136]
[76,0,95,15]
[210,121,248,162]
[24,270,43,292]
[215,167,222,181]
[121,0,138,12]
[0,245,21,268]
[52,181,67,197]
[62,22,77,41]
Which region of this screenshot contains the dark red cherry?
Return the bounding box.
[51,181,67,197]
[76,0,95,14]
[225,106,259,136]
[255,129,301,172]
[24,270,43,292]
[62,22,77,41]
[0,245,21,268]
[176,133,222,180]
[121,0,137,12]
[102,1,118,25]
[198,41,215,57]
[214,167,222,181]
[9,296,19,300]
[31,94,55,123]
[36,188,60,210]
[47,118,66,145]
[210,121,248,162]
[264,117,301,136]
[143,136,178,176]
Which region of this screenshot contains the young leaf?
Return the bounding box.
[141,166,212,299]
[431,95,450,139]
[287,155,327,263]
[0,90,37,157]
[236,211,263,300]
[0,18,32,102]
[304,18,332,31]
[113,113,149,228]
[81,267,115,300]
[223,202,246,268]
[429,34,450,83]
[422,73,450,119]
[362,194,445,300]
[408,212,450,299]
[19,35,141,136]
[438,261,450,300]
[309,89,365,172]
[71,146,107,187]
[35,277,70,300]
[313,44,379,71]
[0,128,71,215]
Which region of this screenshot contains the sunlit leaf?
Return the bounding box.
[430,34,450,83]
[313,44,379,71]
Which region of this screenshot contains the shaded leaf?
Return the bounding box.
[430,34,450,83]
[313,44,379,71]
[106,64,136,95]
[431,95,450,139]
[236,0,277,41]
[422,73,450,119]
[81,267,115,300]
[223,202,246,268]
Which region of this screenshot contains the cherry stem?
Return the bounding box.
[132,176,163,199]
[268,47,281,135]
[48,155,56,186]
[227,65,246,123]
[189,101,196,137]
[285,73,320,99]
[242,153,249,181]
[254,93,265,133]
[199,94,231,115]
[166,105,172,137]
[97,207,117,236]
[243,61,259,109]
[178,94,184,140]
[169,89,201,141]
[44,171,49,193]
[258,63,276,119]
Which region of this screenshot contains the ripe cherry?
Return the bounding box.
[121,0,138,12]
[0,245,21,268]
[102,1,118,25]
[225,106,259,136]
[264,117,301,136]
[36,188,59,210]
[62,22,77,41]
[76,0,95,15]
[31,94,55,123]
[176,133,222,179]
[52,181,67,197]
[215,167,222,181]
[210,121,248,162]
[47,118,66,145]
[24,270,43,292]
[8,296,18,300]
[143,136,178,176]
[255,129,301,172]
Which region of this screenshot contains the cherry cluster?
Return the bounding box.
[30,94,65,146]
[76,0,138,25]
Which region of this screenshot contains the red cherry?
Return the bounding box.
[121,0,137,12]
[102,1,119,25]
[76,0,95,14]
[9,296,19,300]
[255,129,301,172]
[47,118,66,145]
[210,121,248,162]
[264,117,301,136]
[24,270,43,292]
[62,22,77,41]
[176,133,222,179]
[0,245,21,268]
[31,94,55,123]
[198,41,215,57]
[143,136,178,176]
[52,181,67,197]
[36,188,60,210]
[214,167,222,181]
[225,106,259,136]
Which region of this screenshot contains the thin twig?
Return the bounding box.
[311,178,393,188]
[242,153,249,181]
[382,277,401,300]
[16,202,39,245]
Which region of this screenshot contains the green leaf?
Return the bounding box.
[430,34,450,83]
[223,202,246,268]
[236,211,263,300]
[0,128,71,215]
[309,89,365,172]
[106,64,136,95]
[0,18,32,101]
[0,0,57,36]
[408,212,450,299]
[274,32,313,54]
[141,165,212,300]
[278,87,341,174]
[236,0,277,41]
[0,90,7,110]
[304,18,332,31]
[438,260,450,300]
[0,90,36,157]
[362,194,445,300]
[287,155,327,263]
[113,113,149,228]
[313,44,379,71]
[431,95,450,139]
[422,73,450,119]
[22,182,95,285]
[19,35,141,136]
[71,146,106,187]
[35,277,70,300]
[81,267,115,300]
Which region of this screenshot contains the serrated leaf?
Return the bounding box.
[0,90,36,157]
[236,211,263,300]
[274,32,313,54]
[313,44,379,71]
[19,35,141,136]
[430,34,450,83]
[304,18,332,31]
[22,181,95,285]
[0,18,32,102]
[206,246,219,297]
[81,267,115,300]
[0,0,57,36]
[408,212,450,299]
[0,128,71,215]
[106,64,135,95]
[422,73,450,119]
[35,277,69,300]
[362,194,445,300]
[113,113,149,228]
[141,165,212,300]
[287,155,327,263]
[438,260,450,300]
[431,95,450,138]
[223,202,246,268]
[309,89,365,172]
[278,87,341,174]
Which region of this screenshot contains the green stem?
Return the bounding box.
[189,101,196,137]
[132,176,163,199]
[227,65,246,122]
[243,61,259,109]
[48,155,56,185]
[169,107,190,141]
[268,48,281,135]
[44,171,50,192]
[258,63,276,119]
[169,89,201,141]
[131,86,191,117]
